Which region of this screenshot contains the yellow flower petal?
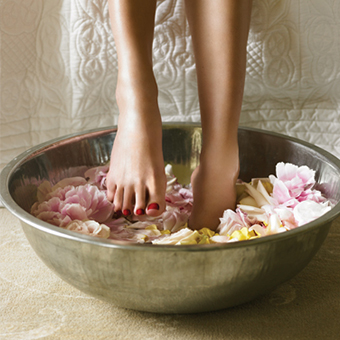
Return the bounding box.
[145,224,158,230]
[198,227,216,238]
[180,239,198,245]
[177,230,200,245]
[230,227,256,241]
[198,235,211,244]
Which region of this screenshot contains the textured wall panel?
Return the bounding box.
[1,0,339,173]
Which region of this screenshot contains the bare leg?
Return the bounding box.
[107,0,166,217]
[185,0,253,230]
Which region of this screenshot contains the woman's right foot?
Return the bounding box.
[106,77,167,217]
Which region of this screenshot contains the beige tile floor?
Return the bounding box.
[1,207,339,340]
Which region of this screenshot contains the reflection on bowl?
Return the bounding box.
[1,123,340,314]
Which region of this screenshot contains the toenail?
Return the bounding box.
[147,203,159,211]
[115,210,122,218]
[136,208,145,216]
[123,209,131,216]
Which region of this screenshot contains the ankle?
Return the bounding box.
[201,137,239,159]
[116,71,158,102]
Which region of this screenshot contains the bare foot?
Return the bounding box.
[106,79,167,217]
[189,140,240,231]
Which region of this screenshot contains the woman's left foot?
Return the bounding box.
[189,140,239,231]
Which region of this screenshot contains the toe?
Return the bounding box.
[106,183,116,202]
[134,185,146,216]
[122,186,134,216]
[113,186,124,212]
[146,194,165,217]
[145,176,167,217]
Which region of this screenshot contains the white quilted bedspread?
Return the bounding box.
[1,0,340,173]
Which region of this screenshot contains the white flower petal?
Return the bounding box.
[244,182,271,207]
[293,201,331,226]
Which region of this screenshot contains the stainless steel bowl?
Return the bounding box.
[1,123,340,314]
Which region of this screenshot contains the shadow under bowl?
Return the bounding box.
[1,123,340,314]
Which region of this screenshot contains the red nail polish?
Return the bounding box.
[136,208,145,216]
[115,210,122,218]
[148,203,159,210]
[123,209,131,216]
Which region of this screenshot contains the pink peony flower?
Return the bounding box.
[269,162,321,207]
[273,207,298,230]
[261,205,298,230]
[162,208,188,232]
[31,184,114,226]
[63,185,113,222]
[84,165,109,190]
[216,209,250,236]
[297,188,327,204]
[270,179,299,206]
[275,162,315,187]
[165,190,193,214]
[62,219,110,238]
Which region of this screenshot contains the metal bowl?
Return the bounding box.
[1,123,340,314]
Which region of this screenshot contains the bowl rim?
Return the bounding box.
[1,123,340,252]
